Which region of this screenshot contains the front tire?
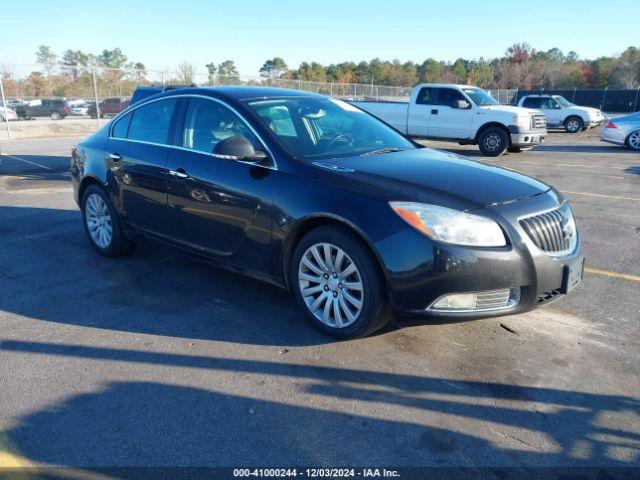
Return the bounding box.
[478,127,509,156]
[50,111,62,120]
[626,130,640,151]
[81,184,135,256]
[291,226,391,339]
[564,116,583,133]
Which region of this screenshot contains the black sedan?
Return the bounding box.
[71,87,584,339]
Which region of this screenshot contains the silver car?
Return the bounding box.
[600,112,640,150]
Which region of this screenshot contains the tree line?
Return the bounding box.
[1,43,638,99]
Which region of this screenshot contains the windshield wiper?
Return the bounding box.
[360,147,405,156]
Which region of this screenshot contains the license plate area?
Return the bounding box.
[562,257,585,293]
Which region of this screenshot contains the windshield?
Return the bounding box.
[461,88,499,106]
[247,97,415,160]
[553,96,574,107]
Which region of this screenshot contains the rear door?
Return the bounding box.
[427,88,474,139]
[105,97,179,239]
[407,86,435,137]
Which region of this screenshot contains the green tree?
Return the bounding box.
[259,57,288,78]
[217,60,240,84]
[205,63,217,84]
[418,59,444,83]
[35,45,57,94]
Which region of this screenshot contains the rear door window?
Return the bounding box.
[127,98,178,144]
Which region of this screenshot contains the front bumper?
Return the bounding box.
[510,131,547,147]
[373,190,582,320]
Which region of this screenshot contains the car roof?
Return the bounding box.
[140,86,324,104]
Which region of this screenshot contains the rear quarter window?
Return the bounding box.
[111,112,132,139]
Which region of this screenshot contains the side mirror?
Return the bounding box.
[212,135,268,162]
[554,104,562,109]
[455,100,471,109]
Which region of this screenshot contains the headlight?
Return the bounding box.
[389,202,506,247]
[513,115,532,130]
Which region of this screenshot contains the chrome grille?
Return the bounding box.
[532,114,546,129]
[520,203,576,254]
[475,289,512,310]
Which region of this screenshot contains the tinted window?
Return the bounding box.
[127,98,177,144]
[112,112,132,138]
[434,88,466,108]
[522,98,541,108]
[181,97,261,154]
[416,87,436,105]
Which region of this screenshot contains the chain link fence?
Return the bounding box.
[2,62,639,141]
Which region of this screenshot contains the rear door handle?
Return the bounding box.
[431,109,438,115]
[169,168,189,179]
[107,153,122,161]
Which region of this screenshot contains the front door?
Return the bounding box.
[166,96,274,273]
[427,88,474,140]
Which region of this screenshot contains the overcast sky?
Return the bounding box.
[1,0,638,76]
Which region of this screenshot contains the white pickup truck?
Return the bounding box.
[517,95,606,133]
[354,83,547,156]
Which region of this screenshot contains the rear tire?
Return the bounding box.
[50,111,61,120]
[564,116,583,133]
[478,127,509,157]
[626,130,640,151]
[81,184,135,256]
[291,225,391,339]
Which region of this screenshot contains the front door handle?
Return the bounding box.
[169,168,189,179]
[107,152,122,161]
[431,109,438,115]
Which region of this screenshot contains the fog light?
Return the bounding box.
[428,288,520,312]
[431,293,476,310]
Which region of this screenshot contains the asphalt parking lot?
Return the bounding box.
[0,130,638,473]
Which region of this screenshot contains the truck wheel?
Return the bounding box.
[50,111,62,120]
[478,127,509,157]
[564,116,583,133]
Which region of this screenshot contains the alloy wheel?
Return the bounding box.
[298,242,364,328]
[85,193,113,249]
[628,131,640,150]
[566,119,580,132]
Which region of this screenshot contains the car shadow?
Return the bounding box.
[1,341,639,471]
[624,166,640,175]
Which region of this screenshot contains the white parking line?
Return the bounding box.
[562,190,640,201]
[0,153,52,170]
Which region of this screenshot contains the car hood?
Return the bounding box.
[480,104,540,116]
[319,148,551,211]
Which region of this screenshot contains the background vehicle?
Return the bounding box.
[67,99,90,116]
[88,97,130,118]
[20,99,70,120]
[518,95,605,133]
[354,84,547,156]
[71,86,582,339]
[600,112,640,150]
[0,105,18,121]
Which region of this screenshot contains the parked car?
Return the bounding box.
[0,105,18,121]
[517,95,606,133]
[20,98,70,120]
[88,97,130,118]
[600,112,640,150]
[354,84,547,156]
[69,102,90,116]
[71,86,583,339]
